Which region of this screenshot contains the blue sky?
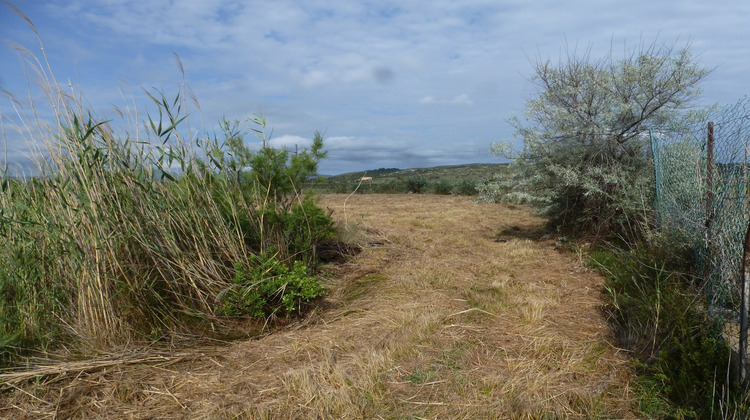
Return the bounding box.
[1,1,750,175]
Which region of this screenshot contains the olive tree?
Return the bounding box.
[480,40,711,236]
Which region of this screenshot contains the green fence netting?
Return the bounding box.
[652,98,750,322]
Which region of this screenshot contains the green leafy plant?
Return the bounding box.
[220,250,325,318]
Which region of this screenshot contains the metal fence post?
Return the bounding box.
[741,222,750,385]
[706,122,714,243]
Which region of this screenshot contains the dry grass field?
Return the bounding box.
[0,194,639,419]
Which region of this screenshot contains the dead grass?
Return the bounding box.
[0,194,639,419]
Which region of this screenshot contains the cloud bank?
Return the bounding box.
[1,0,749,174]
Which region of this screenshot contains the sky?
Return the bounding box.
[1,1,750,175]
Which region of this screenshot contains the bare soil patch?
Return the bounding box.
[0,194,638,419]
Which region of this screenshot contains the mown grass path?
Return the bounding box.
[1,194,639,419]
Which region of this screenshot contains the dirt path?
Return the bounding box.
[1,194,638,419]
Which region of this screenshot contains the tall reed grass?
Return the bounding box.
[0,10,333,366]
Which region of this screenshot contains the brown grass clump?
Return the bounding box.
[0,194,639,419]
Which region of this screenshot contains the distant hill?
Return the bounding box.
[310,163,507,195]
[321,163,506,183]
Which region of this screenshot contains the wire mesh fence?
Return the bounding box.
[651,98,750,378]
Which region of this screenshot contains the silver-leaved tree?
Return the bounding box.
[480,40,711,237]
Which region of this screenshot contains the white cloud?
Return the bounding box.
[299,70,331,89]
[3,0,750,175]
[269,134,311,150]
[449,94,473,105]
[419,94,473,105]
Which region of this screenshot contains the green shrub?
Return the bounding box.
[403,176,427,194]
[334,183,351,194]
[453,179,477,196]
[199,117,334,261]
[219,250,324,318]
[431,179,453,195]
[590,247,730,417]
[480,39,710,237]
[356,183,373,194]
[278,198,336,265]
[374,180,402,194]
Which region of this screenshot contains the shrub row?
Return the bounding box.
[312,177,478,195]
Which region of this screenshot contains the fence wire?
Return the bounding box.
[652,98,750,323]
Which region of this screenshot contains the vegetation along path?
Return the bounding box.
[1,194,638,418]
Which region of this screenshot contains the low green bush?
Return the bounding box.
[403,176,427,194]
[590,247,730,418]
[374,180,402,194]
[453,179,477,196]
[431,179,453,195]
[219,250,324,318]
